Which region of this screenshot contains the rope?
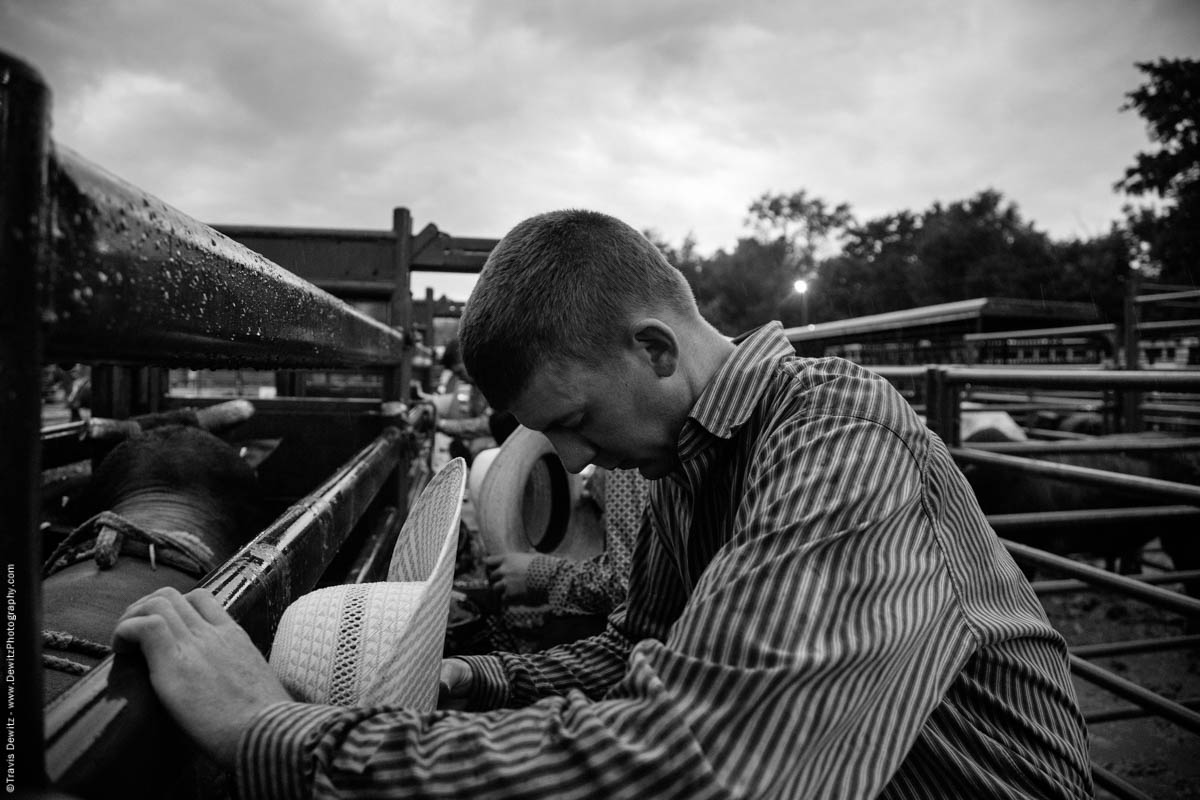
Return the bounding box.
[42,629,112,676]
[43,629,111,658]
[43,654,92,676]
[43,510,218,578]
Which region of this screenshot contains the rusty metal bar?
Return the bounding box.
[1070,654,1200,734]
[1070,634,1200,658]
[1035,570,1200,595]
[1086,698,1200,724]
[0,50,50,791]
[988,506,1200,533]
[952,448,1200,505]
[43,147,406,369]
[1002,539,1200,617]
[941,367,1200,392]
[966,437,1200,455]
[44,427,405,794]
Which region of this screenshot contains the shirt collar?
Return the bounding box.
[677,322,795,459]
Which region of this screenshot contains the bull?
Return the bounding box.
[41,404,260,701]
[959,413,1199,590]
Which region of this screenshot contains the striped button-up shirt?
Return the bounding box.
[237,322,1093,799]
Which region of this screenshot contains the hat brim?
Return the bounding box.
[269,459,466,710]
[473,426,575,556]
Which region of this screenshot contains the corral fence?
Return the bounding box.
[1,51,492,797]
[857,367,1200,799]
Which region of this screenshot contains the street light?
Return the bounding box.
[793,279,809,326]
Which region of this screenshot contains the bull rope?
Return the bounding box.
[41,511,219,676]
[42,510,218,578]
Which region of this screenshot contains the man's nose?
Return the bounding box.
[544,431,594,473]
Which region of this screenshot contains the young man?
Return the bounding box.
[115,209,1093,799]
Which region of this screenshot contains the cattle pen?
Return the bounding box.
[4,49,1200,798]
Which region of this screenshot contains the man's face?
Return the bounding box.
[507,352,680,479]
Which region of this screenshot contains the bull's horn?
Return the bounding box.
[195,399,255,431]
[84,417,142,442]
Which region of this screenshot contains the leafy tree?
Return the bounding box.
[644,228,704,295]
[911,190,1058,304]
[809,191,1061,319]
[693,237,792,335]
[1048,229,1129,322]
[745,190,854,279]
[1116,58,1200,285]
[814,211,922,319]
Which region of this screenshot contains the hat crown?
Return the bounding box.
[269,459,467,710]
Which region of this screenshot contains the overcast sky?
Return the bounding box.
[2,0,1197,300]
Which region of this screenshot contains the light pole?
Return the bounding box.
[793,278,809,326]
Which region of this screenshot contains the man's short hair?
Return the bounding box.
[459,210,697,410]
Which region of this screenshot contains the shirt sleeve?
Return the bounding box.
[237,409,988,799]
[527,469,649,616]
[436,414,492,438]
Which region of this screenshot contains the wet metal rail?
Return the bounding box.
[43,428,404,793]
[2,49,418,795]
[45,145,407,369]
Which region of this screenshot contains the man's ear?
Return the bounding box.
[631,319,678,378]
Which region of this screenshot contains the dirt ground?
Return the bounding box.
[1037,550,1200,800]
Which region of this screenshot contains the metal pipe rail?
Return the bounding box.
[1070,635,1200,658]
[988,506,1200,533]
[1034,569,1200,596]
[966,438,1200,455]
[1002,540,1200,617]
[45,145,407,369]
[1070,655,1200,735]
[1086,699,1200,725]
[941,367,1200,392]
[1094,765,1158,800]
[951,448,1200,505]
[44,427,406,795]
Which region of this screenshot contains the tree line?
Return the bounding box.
[646,58,1199,336]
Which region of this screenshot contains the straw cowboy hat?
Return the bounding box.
[269,458,466,710]
[470,425,581,556]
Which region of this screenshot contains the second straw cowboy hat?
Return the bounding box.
[268,458,466,711]
[471,425,576,556]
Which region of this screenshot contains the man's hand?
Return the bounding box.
[112,587,293,770]
[484,552,537,601]
[438,658,473,710]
